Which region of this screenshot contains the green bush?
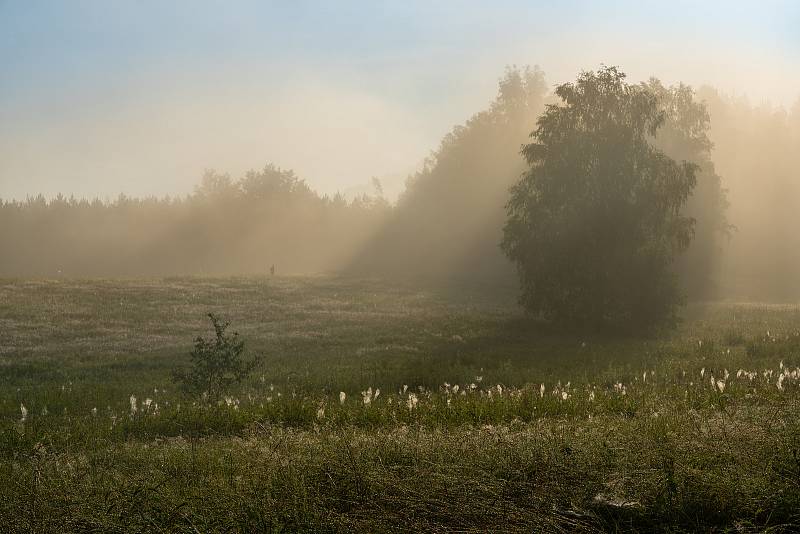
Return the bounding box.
[172,313,260,402]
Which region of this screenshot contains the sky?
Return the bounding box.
[1,0,798,201]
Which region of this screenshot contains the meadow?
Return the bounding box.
[1,276,800,532]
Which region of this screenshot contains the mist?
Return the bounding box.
[703,89,800,300]
[2,1,799,200]
[2,64,798,303]
[1,2,799,301]
[5,4,800,530]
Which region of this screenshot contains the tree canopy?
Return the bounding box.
[349,66,547,280]
[644,79,730,299]
[502,66,698,329]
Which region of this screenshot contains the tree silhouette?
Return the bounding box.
[502,66,697,329]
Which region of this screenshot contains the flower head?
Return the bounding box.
[361,387,373,405]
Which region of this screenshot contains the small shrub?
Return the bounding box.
[172,313,260,402]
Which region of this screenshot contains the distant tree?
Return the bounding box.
[194,170,238,201]
[240,164,313,199]
[370,176,385,199]
[643,79,731,299]
[502,67,698,329]
[350,65,547,280]
[697,88,800,300]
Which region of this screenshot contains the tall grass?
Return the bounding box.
[1,277,799,531]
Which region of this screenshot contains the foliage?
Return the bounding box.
[502,66,698,329]
[350,65,547,280]
[172,313,259,401]
[643,79,731,299]
[697,88,800,300]
[0,163,389,277]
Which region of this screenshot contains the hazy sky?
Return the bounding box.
[1,1,798,201]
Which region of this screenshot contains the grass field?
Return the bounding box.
[2,276,800,532]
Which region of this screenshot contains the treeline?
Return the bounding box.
[349,66,547,283]
[351,70,800,302]
[1,66,798,302]
[0,165,388,277]
[348,69,732,300]
[698,89,800,301]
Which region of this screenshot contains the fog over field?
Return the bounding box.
[2,2,800,532]
[1,2,799,302]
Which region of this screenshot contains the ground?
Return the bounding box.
[1,276,799,532]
